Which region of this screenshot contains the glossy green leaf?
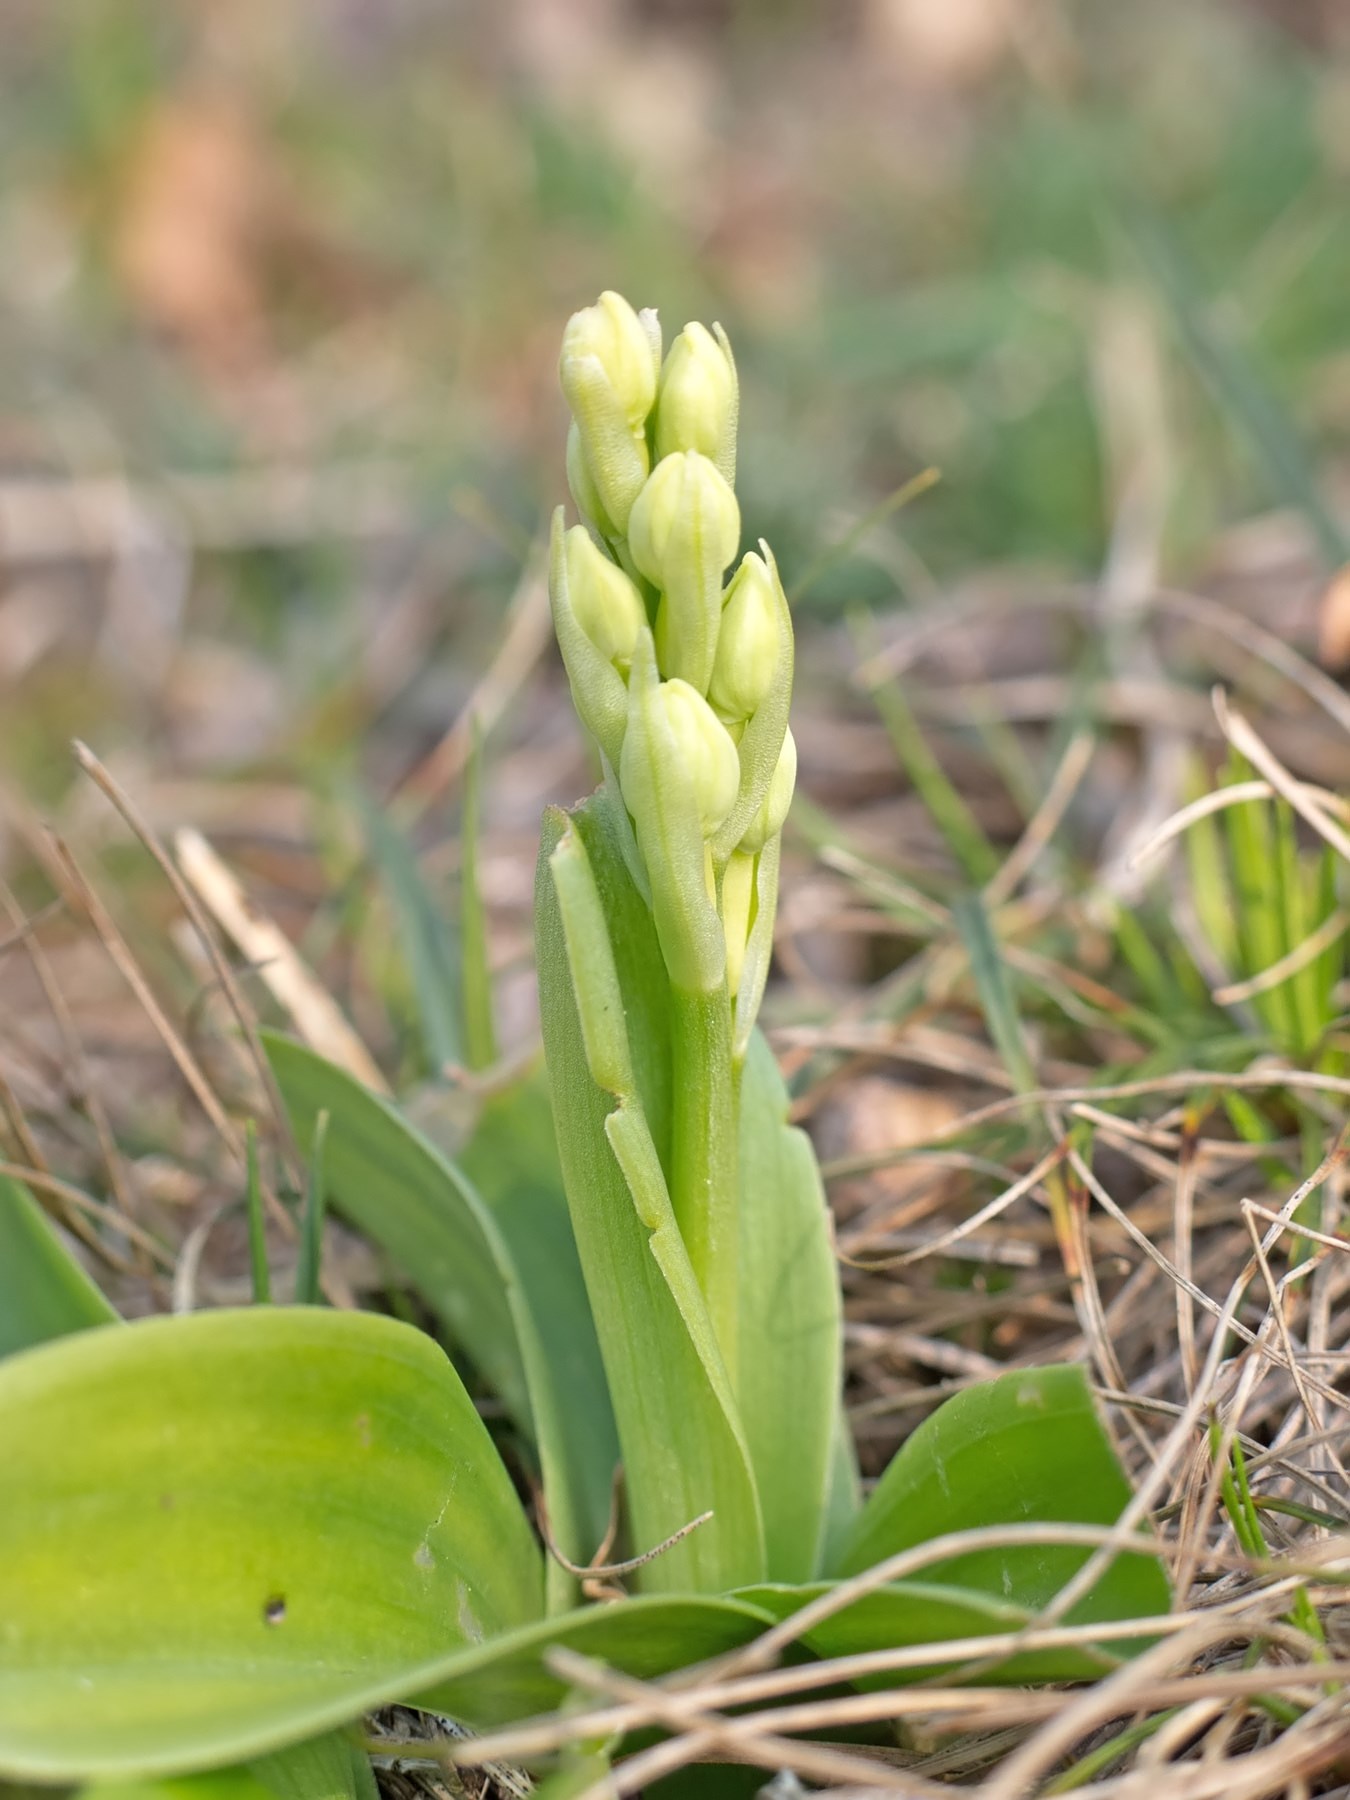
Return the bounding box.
[264,1037,617,1605]
[407,1595,774,1727]
[537,799,765,1593]
[0,1307,541,1782]
[736,1030,843,1582]
[737,1579,1136,1685]
[834,1365,1171,1627]
[0,1175,117,1358]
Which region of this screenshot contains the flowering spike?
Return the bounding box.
[550,296,793,1037]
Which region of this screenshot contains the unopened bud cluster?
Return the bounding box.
[551,292,796,1006]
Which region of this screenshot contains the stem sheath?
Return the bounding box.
[669,983,739,1384]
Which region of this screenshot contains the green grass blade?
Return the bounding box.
[1123,203,1347,568]
[953,892,1037,1094]
[866,663,1000,887]
[789,467,940,603]
[1225,773,1296,1047]
[293,1111,328,1308]
[459,727,498,1073]
[243,1123,271,1306]
[1273,798,1320,1059]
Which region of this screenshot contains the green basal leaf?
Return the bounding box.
[408,1594,774,1727]
[265,1036,617,1607]
[78,1732,378,1800]
[736,1030,843,1582]
[0,1175,118,1358]
[537,800,766,1593]
[737,1579,1137,1685]
[0,1307,541,1782]
[834,1365,1171,1628]
[262,1035,528,1438]
[76,1774,277,1800]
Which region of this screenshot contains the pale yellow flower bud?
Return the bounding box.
[707,550,783,724]
[561,291,659,427]
[654,321,738,485]
[738,726,796,854]
[627,677,740,839]
[560,292,661,534]
[629,452,740,693]
[564,525,646,668]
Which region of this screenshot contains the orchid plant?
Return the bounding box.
[0,295,1169,1800]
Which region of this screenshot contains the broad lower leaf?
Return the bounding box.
[265,1037,618,1608]
[0,1307,542,1782]
[736,1030,843,1582]
[407,1595,774,1727]
[737,1579,1141,1685]
[75,1775,276,1800]
[537,800,765,1593]
[0,1175,117,1358]
[833,1364,1171,1627]
[78,1734,377,1800]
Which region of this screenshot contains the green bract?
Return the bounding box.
[0,294,1172,1797]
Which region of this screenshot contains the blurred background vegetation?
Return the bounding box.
[2,0,1348,1116]
[5,0,1348,677]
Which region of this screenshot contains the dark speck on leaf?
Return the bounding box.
[263,1595,287,1626]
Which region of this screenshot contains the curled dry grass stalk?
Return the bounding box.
[3,523,1350,1794]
